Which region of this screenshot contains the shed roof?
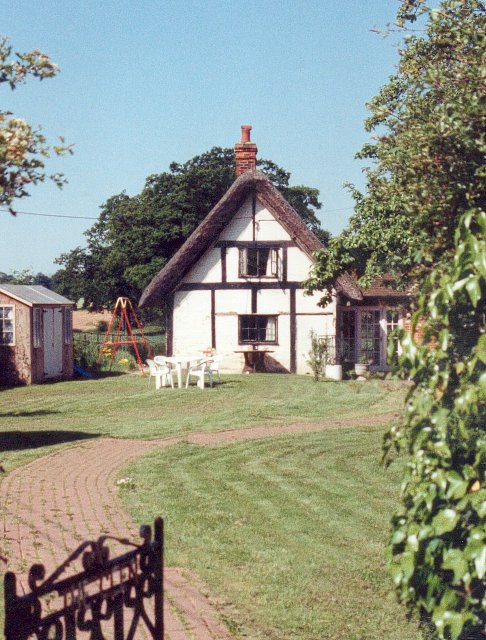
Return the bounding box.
[0,285,74,306]
[139,171,363,307]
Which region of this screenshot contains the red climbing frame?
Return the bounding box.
[97,297,153,374]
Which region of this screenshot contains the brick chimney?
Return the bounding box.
[235,125,258,176]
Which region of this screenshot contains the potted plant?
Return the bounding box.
[323,336,342,381]
[354,355,370,377]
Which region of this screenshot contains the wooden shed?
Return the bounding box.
[0,285,75,386]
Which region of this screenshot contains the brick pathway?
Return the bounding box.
[0,415,395,639]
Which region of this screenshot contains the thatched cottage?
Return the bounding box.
[139,127,408,375]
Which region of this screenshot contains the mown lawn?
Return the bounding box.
[120,425,422,640]
[0,373,415,637]
[0,373,405,473]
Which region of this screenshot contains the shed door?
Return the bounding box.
[43,308,63,378]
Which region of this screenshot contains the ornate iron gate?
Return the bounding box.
[4,518,163,640]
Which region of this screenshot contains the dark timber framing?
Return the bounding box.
[165,294,174,357]
[252,190,256,241]
[215,240,297,248]
[221,246,227,283]
[289,288,297,373]
[211,289,216,349]
[177,281,303,291]
[251,288,258,314]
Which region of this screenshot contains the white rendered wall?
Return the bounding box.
[286,247,313,281]
[254,200,291,241]
[219,196,253,241]
[172,290,212,354]
[171,195,337,375]
[182,248,221,284]
[219,197,292,243]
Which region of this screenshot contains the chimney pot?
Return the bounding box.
[235,125,257,176]
[241,125,252,143]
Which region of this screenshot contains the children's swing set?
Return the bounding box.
[97,297,153,374]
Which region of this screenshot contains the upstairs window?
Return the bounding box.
[0,305,15,346]
[239,247,279,278]
[239,315,277,344]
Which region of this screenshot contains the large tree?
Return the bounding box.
[0,269,52,286]
[306,2,485,638]
[54,147,328,309]
[0,36,72,213]
[306,0,485,303]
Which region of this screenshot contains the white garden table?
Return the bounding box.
[157,355,203,388]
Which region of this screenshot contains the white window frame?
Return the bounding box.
[33,308,42,348]
[239,314,278,344]
[238,247,280,278]
[63,308,72,345]
[0,305,15,346]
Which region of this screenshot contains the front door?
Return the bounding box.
[359,310,382,365]
[43,308,63,378]
[340,307,403,370]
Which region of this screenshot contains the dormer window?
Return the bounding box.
[239,247,280,278]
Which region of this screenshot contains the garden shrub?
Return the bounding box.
[306,330,328,381]
[73,333,100,372]
[384,210,486,639]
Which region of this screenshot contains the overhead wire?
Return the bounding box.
[0,207,98,220]
[1,205,354,221]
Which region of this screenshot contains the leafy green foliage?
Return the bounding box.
[306,0,485,304]
[306,330,328,381]
[0,269,52,287]
[54,147,327,310]
[0,36,72,213]
[384,209,485,639]
[305,1,485,636]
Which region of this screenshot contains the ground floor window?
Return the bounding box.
[0,305,15,346]
[339,307,403,368]
[239,315,277,344]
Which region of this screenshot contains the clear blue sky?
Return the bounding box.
[1,1,402,275]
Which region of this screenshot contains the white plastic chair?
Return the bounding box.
[154,356,176,387]
[146,359,174,389]
[209,354,224,382]
[185,359,214,389]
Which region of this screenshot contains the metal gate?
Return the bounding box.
[4,519,164,639]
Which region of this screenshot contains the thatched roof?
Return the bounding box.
[140,171,345,307]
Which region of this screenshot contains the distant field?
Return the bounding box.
[72,309,111,331]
